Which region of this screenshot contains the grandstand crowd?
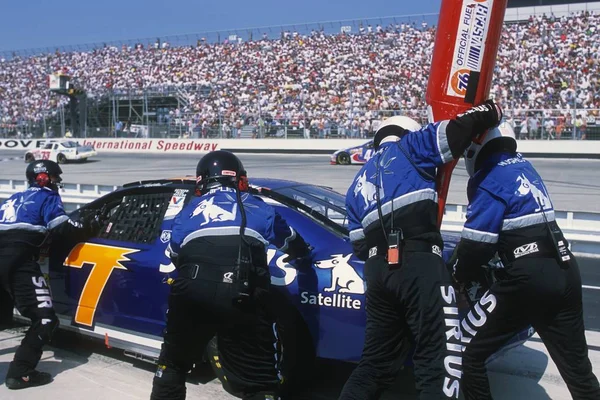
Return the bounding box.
[0,9,599,139]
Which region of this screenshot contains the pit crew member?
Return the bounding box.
[150,150,311,400]
[341,100,503,399]
[450,122,600,400]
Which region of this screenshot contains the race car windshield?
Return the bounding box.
[276,185,348,229]
[62,141,80,148]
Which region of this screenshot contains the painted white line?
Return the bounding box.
[535,331,600,348]
[583,285,600,290]
[573,251,600,259]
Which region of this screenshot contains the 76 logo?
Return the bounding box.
[450,68,471,96]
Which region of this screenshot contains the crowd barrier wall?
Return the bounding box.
[1,138,599,158]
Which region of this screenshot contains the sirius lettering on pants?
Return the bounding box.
[460,290,498,341]
[441,285,463,399]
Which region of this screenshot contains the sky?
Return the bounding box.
[0,0,443,52]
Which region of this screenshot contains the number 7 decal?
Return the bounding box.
[64,243,139,327]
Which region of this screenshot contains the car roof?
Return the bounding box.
[249,177,314,190]
[337,140,372,152]
[122,177,327,191]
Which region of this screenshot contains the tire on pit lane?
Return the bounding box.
[205,296,315,397]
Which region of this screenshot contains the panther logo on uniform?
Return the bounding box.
[353,171,380,210]
[191,197,238,226]
[515,174,552,212]
[0,198,18,223]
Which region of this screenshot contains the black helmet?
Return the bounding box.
[26,160,63,191]
[196,150,245,193]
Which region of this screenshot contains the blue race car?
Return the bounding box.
[38,177,533,393]
[330,140,375,165]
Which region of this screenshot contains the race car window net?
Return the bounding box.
[98,191,172,244]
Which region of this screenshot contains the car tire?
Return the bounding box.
[57,153,67,164]
[207,298,315,397]
[336,152,351,165]
[25,153,34,163]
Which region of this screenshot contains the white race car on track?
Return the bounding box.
[24,140,97,164]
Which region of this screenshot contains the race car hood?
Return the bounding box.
[332,141,372,156]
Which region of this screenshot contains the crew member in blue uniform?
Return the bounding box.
[450,122,600,400]
[0,160,94,390]
[340,100,503,400]
[150,150,311,400]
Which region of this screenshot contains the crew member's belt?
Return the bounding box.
[368,240,443,259]
[177,263,234,282]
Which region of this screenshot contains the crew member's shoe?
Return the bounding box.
[5,370,53,390]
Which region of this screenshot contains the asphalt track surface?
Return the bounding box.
[0,151,600,399]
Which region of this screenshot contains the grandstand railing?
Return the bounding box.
[3,108,598,141]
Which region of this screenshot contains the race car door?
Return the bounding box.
[362,141,375,162]
[52,186,192,339]
[38,143,54,161]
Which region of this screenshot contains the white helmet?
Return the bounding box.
[373,116,421,149]
[464,120,517,177]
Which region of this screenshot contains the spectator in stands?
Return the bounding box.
[555,114,566,140]
[518,117,528,140]
[528,114,540,140]
[575,114,587,139]
[115,120,123,137]
[0,10,598,138]
[544,116,555,139]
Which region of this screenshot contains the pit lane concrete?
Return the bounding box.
[0,326,599,399]
[1,151,600,398]
[1,151,600,212]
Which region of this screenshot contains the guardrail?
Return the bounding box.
[1,179,599,256]
[0,179,119,211]
[442,204,600,257]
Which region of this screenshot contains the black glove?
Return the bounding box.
[82,206,110,233]
[446,245,476,285]
[456,99,503,137]
[291,246,315,270]
[446,99,503,159]
[281,233,312,264]
[457,99,503,125]
[446,246,462,284]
